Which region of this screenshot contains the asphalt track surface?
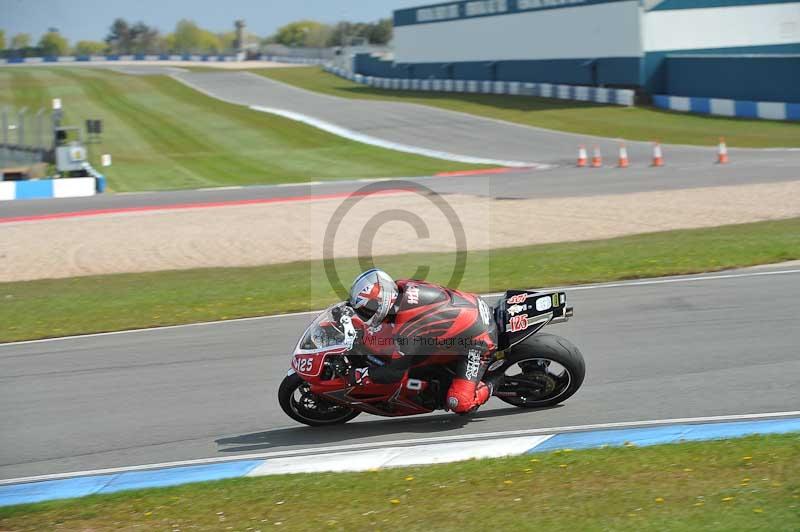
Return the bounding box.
[177,71,798,168]
[1,266,799,480]
[2,68,799,219]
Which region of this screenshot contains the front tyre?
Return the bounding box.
[494,333,585,408]
[278,373,361,427]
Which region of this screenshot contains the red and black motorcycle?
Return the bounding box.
[279,289,584,426]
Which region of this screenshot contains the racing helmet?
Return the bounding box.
[348,268,398,327]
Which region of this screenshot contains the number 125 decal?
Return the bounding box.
[509,314,529,332]
[293,357,315,373]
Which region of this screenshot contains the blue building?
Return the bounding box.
[354,0,800,103]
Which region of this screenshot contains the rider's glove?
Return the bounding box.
[331,303,355,322]
[347,367,371,386]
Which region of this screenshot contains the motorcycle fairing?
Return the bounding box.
[496,290,569,350]
[319,382,434,417]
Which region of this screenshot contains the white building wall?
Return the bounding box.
[644,3,800,52]
[393,0,643,63]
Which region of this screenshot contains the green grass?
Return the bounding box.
[255,67,800,148]
[1,217,798,343]
[2,433,798,531]
[0,68,479,191]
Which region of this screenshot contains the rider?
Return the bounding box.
[339,268,498,414]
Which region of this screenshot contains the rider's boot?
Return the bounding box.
[474,381,491,406]
[447,378,494,414]
[482,372,504,396]
[446,378,478,413]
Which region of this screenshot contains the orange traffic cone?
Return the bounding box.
[577,145,588,167]
[717,137,729,164]
[617,143,629,168]
[591,145,602,168]
[652,142,664,167]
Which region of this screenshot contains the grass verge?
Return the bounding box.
[1,433,798,531]
[0,68,479,192]
[254,67,800,148]
[1,217,799,343]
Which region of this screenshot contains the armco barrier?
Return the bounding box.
[653,94,799,122]
[324,65,636,107]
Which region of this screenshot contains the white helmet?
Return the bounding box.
[348,268,398,327]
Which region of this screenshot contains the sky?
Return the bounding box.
[0,0,425,43]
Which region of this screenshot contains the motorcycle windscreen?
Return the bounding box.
[293,305,349,377]
[296,306,347,350]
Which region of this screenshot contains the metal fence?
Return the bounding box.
[0,107,52,168]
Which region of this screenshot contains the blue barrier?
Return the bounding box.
[13,180,53,200]
[654,94,797,121]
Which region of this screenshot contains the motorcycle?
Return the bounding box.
[279,289,585,426]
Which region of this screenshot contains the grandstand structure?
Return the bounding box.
[351,0,799,105]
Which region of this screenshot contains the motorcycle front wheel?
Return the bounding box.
[278,373,361,427]
[492,333,585,408]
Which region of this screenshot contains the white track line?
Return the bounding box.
[2,410,797,486]
[2,267,798,348]
[246,72,800,153]
[483,267,800,296]
[173,74,539,168]
[249,105,538,168]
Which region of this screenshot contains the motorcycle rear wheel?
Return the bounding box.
[493,333,585,408]
[278,373,361,427]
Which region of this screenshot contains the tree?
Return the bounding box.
[130,21,160,54]
[0,30,5,51]
[11,33,31,50]
[105,19,160,54]
[73,40,107,55]
[172,19,221,54]
[273,20,326,47]
[105,18,131,53]
[325,20,391,47]
[219,30,237,53]
[305,24,333,48]
[198,30,222,54]
[368,18,393,45]
[38,30,69,56]
[158,33,176,54]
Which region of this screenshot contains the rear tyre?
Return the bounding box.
[493,333,585,408]
[278,373,361,427]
